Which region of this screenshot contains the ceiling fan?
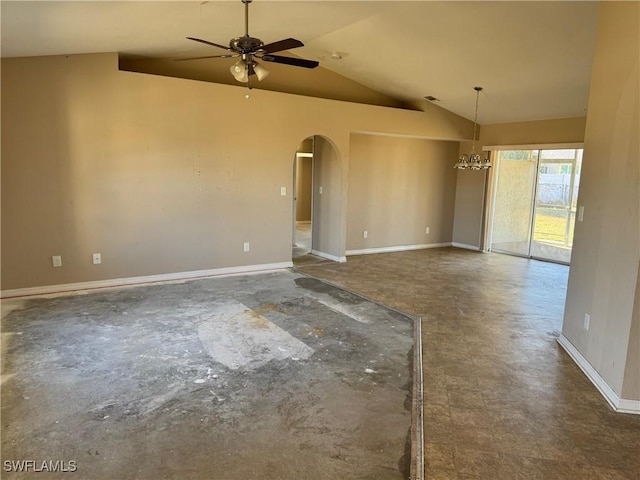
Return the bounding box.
[179,0,319,85]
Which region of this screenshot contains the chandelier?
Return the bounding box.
[454,87,492,170]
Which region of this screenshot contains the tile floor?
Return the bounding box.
[293,222,312,259]
[296,247,640,480]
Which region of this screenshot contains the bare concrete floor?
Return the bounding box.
[297,248,640,480]
[1,272,414,480]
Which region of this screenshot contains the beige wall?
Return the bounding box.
[312,137,344,259]
[562,2,640,399]
[451,141,487,249]
[295,137,313,223]
[295,157,312,222]
[1,53,474,291]
[347,134,458,251]
[622,265,640,399]
[480,117,587,147]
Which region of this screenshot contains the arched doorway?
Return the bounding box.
[291,135,345,264]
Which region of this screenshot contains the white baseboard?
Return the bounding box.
[310,250,347,263]
[346,242,451,256]
[618,398,640,414]
[0,262,293,299]
[451,242,481,251]
[557,334,640,414]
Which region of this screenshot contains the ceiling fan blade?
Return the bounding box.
[261,54,319,69]
[261,38,304,54]
[175,54,238,61]
[186,37,233,52]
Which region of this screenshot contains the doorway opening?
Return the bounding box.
[291,135,344,265]
[488,147,583,264]
[293,137,314,259]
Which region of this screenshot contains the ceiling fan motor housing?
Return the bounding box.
[230,36,264,54]
[182,0,319,78]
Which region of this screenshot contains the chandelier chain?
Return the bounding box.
[453,86,491,170]
[472,87,481,153]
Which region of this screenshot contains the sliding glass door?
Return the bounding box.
[530,149,582,263]
[489,148,582,264]
[491,150,538,256]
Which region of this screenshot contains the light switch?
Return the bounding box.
[280,187,287,196]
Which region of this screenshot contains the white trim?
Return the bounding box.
[310,250,347,263]
[346,243,451,256]
[0,262,293,299]
[451,242,482,251]
[618,398,640,415]
[557,334,640,415]
[482,142,584,152]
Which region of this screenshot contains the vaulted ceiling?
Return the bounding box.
[1,1,599,124]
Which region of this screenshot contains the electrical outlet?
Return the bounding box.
[52,255,62,267]
[584,313,590,330]
[92,253,101,265]
[363,230,368,239]
[243,242,250,252]
[426,227,430,234]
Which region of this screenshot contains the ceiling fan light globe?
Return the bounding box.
[253,62,270,81]
[230,61,249,83]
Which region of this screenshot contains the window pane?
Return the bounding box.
[540,149,577,160]
[498,150,538,161]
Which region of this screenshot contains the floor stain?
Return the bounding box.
[255,303,282,314]
[1,272,413,480]
[295,277,363,305]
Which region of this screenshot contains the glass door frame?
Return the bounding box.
[483,143,584,265]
